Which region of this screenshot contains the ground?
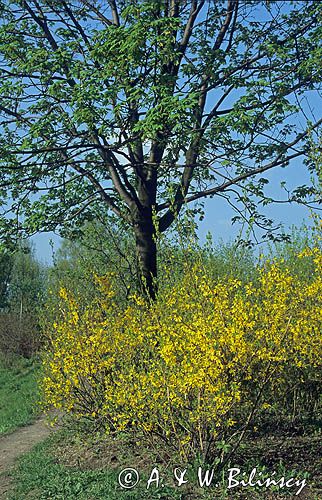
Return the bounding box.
[0,415,55,498]
[1,421,320,499]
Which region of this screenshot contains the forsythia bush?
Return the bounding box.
[42,246,322,462]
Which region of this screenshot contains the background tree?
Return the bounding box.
[0,0,322,298]
[0,243,13,310]
[7,241,45,316]
[0,241,45,356]
[48,217,138,302]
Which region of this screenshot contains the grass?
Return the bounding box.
[0,355,40,435]
[9,432,185,500]
[8,428,321,499]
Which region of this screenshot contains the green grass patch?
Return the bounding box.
[9,432,185,500]
[0,355,40,435]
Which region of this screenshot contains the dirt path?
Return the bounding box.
[0,416,55,498]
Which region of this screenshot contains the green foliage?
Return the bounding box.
[46,214,258,309]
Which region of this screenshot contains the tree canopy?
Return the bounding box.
[0,0,322,297]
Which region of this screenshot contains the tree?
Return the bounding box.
[0,243,13,309]
[0,240,45,356]
[0,0,321,298]
[7,240,45,316]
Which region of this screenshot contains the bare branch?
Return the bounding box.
[108,0,120,26]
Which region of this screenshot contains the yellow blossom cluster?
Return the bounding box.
[41,248,322,460]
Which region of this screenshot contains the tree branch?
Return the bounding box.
[158,115,322,218]
[108,0,120,26]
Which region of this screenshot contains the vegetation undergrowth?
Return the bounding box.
[8,427,321,499]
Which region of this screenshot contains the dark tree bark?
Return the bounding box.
[132,165,158,299]
[133,208,157,300]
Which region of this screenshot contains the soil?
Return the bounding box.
[0,416,55,499]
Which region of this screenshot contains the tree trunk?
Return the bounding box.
[134,208,157,300]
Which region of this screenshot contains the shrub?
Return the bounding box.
[41,246,322,465]
[0,312,42,358]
